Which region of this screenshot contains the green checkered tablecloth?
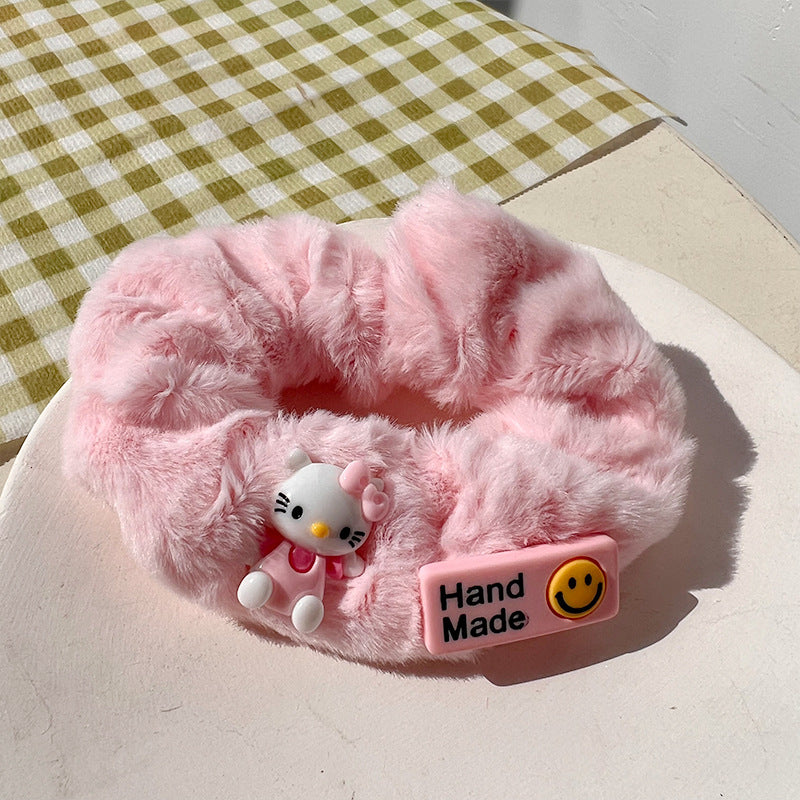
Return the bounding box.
[0,0,666,444]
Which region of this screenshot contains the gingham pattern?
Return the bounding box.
[0,0,665,443]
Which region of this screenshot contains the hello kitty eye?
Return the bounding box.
[291,505,304,519]
[339,526,351,540]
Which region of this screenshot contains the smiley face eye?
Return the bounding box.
[291,505,304,519]
[585,573,592,586]
[568,577,577,589]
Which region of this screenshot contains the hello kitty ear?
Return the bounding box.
[286,448,312,472]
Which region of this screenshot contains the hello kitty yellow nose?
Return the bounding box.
[310,522,330,539]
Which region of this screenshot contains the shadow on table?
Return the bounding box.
[479,345,756,686]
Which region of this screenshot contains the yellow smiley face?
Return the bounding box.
[546,557,607,620]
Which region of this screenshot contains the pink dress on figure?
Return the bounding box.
[253,532,345,615]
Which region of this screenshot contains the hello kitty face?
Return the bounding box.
[270,450,389,557]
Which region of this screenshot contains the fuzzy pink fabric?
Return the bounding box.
[64,183,694,666]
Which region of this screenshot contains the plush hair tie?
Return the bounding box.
[64,183,694,666]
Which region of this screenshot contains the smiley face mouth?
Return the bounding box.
[555,582,604,615]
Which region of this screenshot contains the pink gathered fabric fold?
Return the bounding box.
[64,183,694,665]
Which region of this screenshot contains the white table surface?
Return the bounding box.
[2,231,798,799]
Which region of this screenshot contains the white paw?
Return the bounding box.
[237,570,273,609]
[343,552,365,578]
[291,595,324,633]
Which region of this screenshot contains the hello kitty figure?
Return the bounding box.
[237,448,389,633]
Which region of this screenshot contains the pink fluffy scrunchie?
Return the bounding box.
[64,183,694,665]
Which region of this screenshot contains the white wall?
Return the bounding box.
[506,1,800,243]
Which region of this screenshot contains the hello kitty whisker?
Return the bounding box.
[274,507,287,513]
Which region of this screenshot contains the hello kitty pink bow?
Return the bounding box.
[338,460,390,523]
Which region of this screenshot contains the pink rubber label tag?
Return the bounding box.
[419,535,619,655]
